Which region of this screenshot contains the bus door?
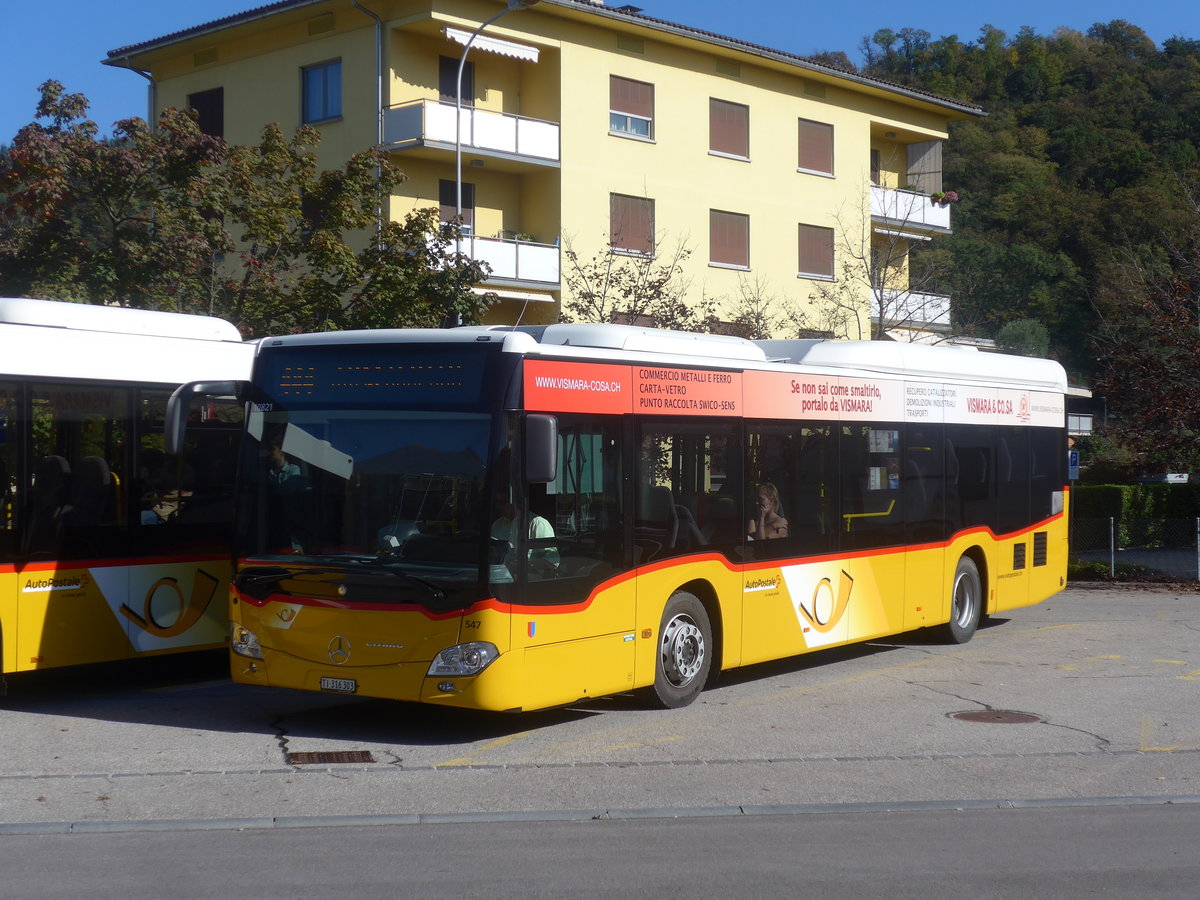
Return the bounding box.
[742,422,840,665]
[20,384,131,670]
[901,424,947,631]
[516,416,636,706]
[838,424,907,641]
[633,420,741,674]
[993,427,1033,612]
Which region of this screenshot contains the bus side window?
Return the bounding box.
[840,423,905,551]
[636,421,735,562]
[745,421,835,560]
[29,383,128,560]
[135,389,243,554]
[523,417,624,600]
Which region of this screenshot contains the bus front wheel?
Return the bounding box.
[650,591,712,709]
[942,555,982,644]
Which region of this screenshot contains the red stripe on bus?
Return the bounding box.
[229,504,1066,616]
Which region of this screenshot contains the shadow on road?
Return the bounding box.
[0,618,1016,746]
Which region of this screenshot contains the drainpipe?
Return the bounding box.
[352,0,386,233]
[111,61,157,128]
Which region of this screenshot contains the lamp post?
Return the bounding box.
[454,0,541,240]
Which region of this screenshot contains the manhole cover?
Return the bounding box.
[288,750,376,765]
[949,710,1042,724]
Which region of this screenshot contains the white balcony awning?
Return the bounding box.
[443,27,540,62]
[474,287,555,303]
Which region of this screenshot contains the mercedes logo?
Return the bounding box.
[327,635,351,665]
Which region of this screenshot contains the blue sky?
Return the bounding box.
[2,1,1195,142]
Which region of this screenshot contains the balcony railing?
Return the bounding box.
[450,234,559,285]
[385,99,560,164]
[871,290,951,328]
[870,185,951,232]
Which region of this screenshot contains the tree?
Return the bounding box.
[213,122,493,334]
[0,81,494,336]
[0,81,226,311]
[1093,178,1200,474]
[560,232,717,331]
[995,318,1050,356]
[803,188,959,342]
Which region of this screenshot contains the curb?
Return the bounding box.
[2,794,1197,836]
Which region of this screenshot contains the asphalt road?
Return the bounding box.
[3,804,1200,899]
[1,584,1197,831]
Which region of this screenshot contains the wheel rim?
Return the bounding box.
[952,569,977,628]
[660,613,705,687]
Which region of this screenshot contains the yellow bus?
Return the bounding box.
[0,298,253,694]
[171,324,1068,712]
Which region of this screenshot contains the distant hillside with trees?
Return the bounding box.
[819,21,1200,473]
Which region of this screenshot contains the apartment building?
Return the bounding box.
[105,0,983,332]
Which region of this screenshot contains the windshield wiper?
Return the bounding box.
[237,566,344,588]
[303,555,447,602]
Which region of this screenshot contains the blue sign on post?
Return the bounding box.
[1068,449,1080,481]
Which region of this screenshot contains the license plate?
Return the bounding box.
[320,676,357,694]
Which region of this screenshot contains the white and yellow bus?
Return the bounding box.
[173,324,1067,712]
[0,298,253,693]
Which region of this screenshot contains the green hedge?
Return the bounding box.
[1072,484,1200,549]
[1072,484,1200,519]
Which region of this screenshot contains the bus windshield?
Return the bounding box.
[237,407,496,605]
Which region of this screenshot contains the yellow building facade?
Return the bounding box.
[106,0,982,332]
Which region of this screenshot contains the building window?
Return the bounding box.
[610,76,654,140]
[186,87,224,138]
[797,118,834,176]
[302,59,342,124]
[610,194,654,255]
[710,210,749,268]
[439,179,475,234]
[709,99,748,159]
[439,56,474,106]
[798,223,834,279]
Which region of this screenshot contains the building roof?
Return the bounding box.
[104,0,985,118]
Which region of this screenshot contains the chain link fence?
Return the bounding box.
[1070,517,1200,581]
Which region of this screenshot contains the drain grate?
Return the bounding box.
[950,710,1042,724]
[288,750,376,765]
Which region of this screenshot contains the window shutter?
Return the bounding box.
[710,210,749,267]
[610,194,654,254]
[610,76,653,118]
[798,224,834,278]
[797,119,834,175]
[709,99,749,157]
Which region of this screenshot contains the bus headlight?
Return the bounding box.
[427,642,498,677]
[230,623,264,659]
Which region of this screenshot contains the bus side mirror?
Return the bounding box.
[165,380,246,455]
[525,414,558,484]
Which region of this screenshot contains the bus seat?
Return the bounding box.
[675,503,705,550]
[636,485,678,548]
[28,455,71,555]
[68,456,114,527]
[702,495,738,543]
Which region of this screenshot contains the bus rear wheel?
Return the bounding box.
[650,591,712,709]
[942,555,982,644]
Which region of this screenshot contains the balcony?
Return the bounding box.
[872,290,951,329]
[870,185,951,235]
[452,234,559,286]
[385,99,560,168]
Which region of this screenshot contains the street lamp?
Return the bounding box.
[454,0,542,238]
